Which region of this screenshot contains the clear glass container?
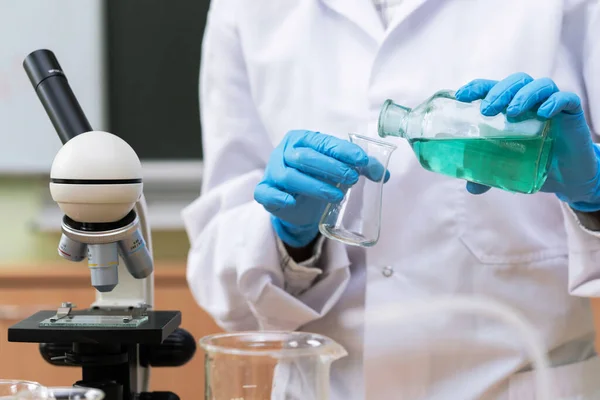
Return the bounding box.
[319,133,396,247]
[378,90,553,194]
[0,380,45,399]
[200,331,347,400]
[45,388,104,400]
[0,381,104,400]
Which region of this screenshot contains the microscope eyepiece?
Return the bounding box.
[23,49,93,145]
[23,49,65,88]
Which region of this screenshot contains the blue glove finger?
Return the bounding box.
[506,78,559,117]
[254,183,296,213]
[455,79,498,102]
[538,92,584,118]
[360,156,390,182]
[466,181,491,195]
[364,169,391,183]
[295,130,369,167]
[284,146,359,185]
[480,72,534,116]
[278,167,344,202]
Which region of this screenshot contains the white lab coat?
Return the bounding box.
[183,0,600,398]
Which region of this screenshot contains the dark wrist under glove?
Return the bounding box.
[570,207,600,232]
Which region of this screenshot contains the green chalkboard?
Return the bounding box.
[104,0,207,160]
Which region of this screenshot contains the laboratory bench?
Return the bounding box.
[1,264,600,400]
[0,263,223,400]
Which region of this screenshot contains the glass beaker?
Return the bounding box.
[0,381,104,400]
[200,331,347,400]
[319,133,396,247]
[45,388,104,400]
[0,380,45,399]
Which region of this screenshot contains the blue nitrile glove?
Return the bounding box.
[254,130,390,248]
[455,72,600,211]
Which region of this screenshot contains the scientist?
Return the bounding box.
[183,0,600,398]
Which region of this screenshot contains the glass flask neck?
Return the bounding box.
[378,99,411,139]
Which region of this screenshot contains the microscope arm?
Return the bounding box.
[136,194,155,309]
[133,194,154,393]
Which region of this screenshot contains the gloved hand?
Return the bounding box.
[255,130,387,248]
[455,72,600,211]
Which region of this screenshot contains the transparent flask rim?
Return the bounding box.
[199,330,348,359]
[0,379,44,392]
[349,132,397,151]
[0,380,42,386]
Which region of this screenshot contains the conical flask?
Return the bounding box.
[319,133,397,247]
[200,331,347,400]
[378,90,553,194]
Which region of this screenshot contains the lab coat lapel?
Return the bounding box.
[382,0,435,41]
[319,0,385,42]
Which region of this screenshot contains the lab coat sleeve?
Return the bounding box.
[582,1,600,138]
[277,235,328,297]
[183,0,351,332]
[560,1,600,296]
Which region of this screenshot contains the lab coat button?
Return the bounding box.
[382,266,394,277]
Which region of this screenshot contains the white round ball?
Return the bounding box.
[49,131,143,223]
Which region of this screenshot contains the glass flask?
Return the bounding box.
[200,331,347,400]
[378,90,553,194]
[319,133,396,247]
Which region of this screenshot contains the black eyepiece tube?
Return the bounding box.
[23,49,93,144]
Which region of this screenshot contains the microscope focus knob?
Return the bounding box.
[39,343,73,366]
[140,328,196,367]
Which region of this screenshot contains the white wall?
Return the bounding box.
[0,0,105,174]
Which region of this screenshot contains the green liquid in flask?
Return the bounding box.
[410,134,553,193]
[378,90,554,194]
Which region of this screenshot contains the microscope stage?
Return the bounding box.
[7,310,181,344]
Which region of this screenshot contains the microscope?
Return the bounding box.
[7,50,196,400]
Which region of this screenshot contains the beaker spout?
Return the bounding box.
[378,99,410,138]
[319,340,348,364]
